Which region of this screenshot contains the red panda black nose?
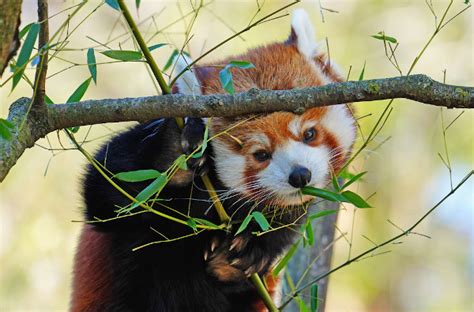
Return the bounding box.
[288,166,312,188]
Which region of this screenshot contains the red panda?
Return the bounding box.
[71,9,356,312]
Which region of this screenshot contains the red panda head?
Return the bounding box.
[173,9,356,207]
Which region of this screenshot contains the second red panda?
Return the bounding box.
[72,9,356,312]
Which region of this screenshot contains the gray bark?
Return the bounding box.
[1,75,473,182]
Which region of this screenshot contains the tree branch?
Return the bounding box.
[32,0,49,109]
[1,74,472,181]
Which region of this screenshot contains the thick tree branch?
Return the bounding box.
[1,74,472,181]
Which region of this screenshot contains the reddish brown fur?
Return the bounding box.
[71,225,113,312]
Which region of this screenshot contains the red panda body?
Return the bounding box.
[72,9,355,312]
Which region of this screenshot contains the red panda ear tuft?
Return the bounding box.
[288,9,318,58]
[172,54,202,95]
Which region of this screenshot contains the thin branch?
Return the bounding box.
[279,170,473,309]
[33,0,49,109]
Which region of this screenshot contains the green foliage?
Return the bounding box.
[187,218,197,231]
[101,50,143,61]
[191,125,209,159]
[371,31,398,44]
[12,23,40,90]
[18,23,33,40]
[0,119,15,140]
[87,48,97,84]
[235,214,253,235]
[234,211,270,235]
[66,77,92,132]
[219,61,255,94]
[136,0,142,9]
[341,190,371,208]
[273,241,299,276]
[301,186,372,208]
[341,171,367,189]
[193,218,222,229]
[310,284,319,312]
[114,169,162,182]
[252,211,270,231]
[130,173,168,209]
[174,154,188,170]
[105,0,120,10]
[148,43,167,51]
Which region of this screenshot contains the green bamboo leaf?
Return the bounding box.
[371,32,398,44]
[301,186,347,203]
[67,77,92,103]
[114,169,161,182]
[307,210,338,222]
[341,171,367,190]
[273,241,299,276]
[163,50,179,72]
[149,43,167,51]
[341,190,372,208]
[310,284,319,312]
[192,125,209,159]
[105,0,120,10]
[298,298,310,312]
[101,50,143,61]
[228,60,255,69]
[136,0,142,9]
[187,218,197,231]
[219,68,234,94]
[44,94,54,105]
[306,221,314,246]
[19,23,33,40]
[12,23,40,90]
[235,214,253,236]
[193,218,222,229]
[358,61,366,81]
[338,169,356,180]
[331,175,340,192]
[251,211,270,231]
[132,173,168,208]
[87,48,97,84]
[0,119,15,140]
[174,154,188,170]
[66,77,92,133]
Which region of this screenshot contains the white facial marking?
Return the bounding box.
[291,9,318,58]
[288,118,301,137]
[173,54,202,96]
[246,134,270,153]
[258,140,330,205]
[320,105,356,153]
[212,142,246,190]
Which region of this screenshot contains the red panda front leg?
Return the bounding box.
[206,227,292,284]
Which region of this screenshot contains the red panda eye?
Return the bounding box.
[303,128,317,143]
[253,150,271,162]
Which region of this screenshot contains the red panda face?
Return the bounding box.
[172,9,357,207]
[210,105,355,206]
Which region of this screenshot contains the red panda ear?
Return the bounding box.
[288,9,318,58]
[172,54,202,95]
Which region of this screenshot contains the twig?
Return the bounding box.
[279,170,473,309]
[33,0,49,109]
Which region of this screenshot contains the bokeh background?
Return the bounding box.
[0,0,472,311]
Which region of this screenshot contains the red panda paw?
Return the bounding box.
[206,236,272,282]
[181,117,208,175]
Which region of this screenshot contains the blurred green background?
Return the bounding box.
[0,0,472,311]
